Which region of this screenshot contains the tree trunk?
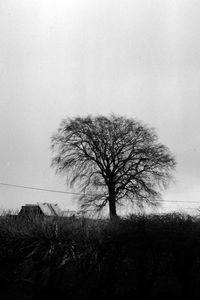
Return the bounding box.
[108,183,118,221]
[109,197,117,220]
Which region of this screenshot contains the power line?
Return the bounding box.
[0,181,200,205]
[0,182,86,196]
[159,200,200,204]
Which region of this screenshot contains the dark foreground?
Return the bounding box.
[1,213,200,299]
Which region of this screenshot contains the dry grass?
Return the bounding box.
[0,212,200,299]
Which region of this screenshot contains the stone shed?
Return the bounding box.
[18,202,62,217]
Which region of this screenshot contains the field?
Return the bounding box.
[1,212,200,299]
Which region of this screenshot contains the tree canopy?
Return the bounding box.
[51,114,176,219]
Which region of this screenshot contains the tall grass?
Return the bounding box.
[1,212,200,299]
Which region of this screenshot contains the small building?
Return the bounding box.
[19,202,63,217]
[62,210,77,218]
[18,203,78,218]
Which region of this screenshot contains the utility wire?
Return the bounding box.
[0,182,85,196]
[0,182,200,205]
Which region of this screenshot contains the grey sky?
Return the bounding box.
[0,0,200,213]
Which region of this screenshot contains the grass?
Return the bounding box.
[1,212,200,299]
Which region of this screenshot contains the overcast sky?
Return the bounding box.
[0,0,200,214]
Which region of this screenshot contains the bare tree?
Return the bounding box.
[51,114,176,220]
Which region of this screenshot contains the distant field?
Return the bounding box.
[1,212,200,299]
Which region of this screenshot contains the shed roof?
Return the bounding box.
[37,203,62,216]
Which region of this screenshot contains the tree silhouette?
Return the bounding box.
[51,114,176,220]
